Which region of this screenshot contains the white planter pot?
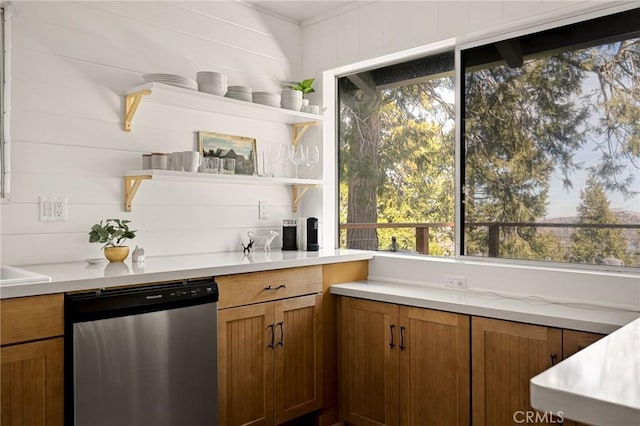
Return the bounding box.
[281,88,303,111]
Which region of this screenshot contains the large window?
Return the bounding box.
[338,52,456,256]
[337,7,640,269]
[462,8,640,267]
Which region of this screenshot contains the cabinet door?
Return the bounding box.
[472,317,562,426]
[339,297,399,426]
[274,294,323,424]
[218,304,275,426]
[399,308,470,426]
[563,329,604,358]
[562,330,605,426]
[1,337,63,426]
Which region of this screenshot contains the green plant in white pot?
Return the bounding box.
[281,78,315,111]
[89,219,137,262]
[286,78,315,96]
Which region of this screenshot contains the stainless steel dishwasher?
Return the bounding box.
[65,277,218,426]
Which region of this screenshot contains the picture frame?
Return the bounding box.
[197,131,257,175]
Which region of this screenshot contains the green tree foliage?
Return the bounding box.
[464,54,588,258]
[465,41,639,263]
[569,175,630,265]
[574,39,640,196]
[339,78,455,254]
[339,38,639,265]
[339,89,383,250]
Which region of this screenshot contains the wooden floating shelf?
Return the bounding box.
[122,82,324,131]
[123,170,321,212]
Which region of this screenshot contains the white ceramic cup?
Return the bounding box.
[171,152,183,171]
[182,151,201,173]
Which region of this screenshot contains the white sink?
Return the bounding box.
[0,266,51,286]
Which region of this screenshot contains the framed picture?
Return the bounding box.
[197,131,257,175]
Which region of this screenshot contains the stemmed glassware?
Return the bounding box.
[305,146,319,179]
[291,143,306,179]
[276,144,292,177]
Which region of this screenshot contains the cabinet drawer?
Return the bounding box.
[217,266,322,309]
[1,294,64,346]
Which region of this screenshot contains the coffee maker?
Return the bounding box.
[282,219,297,250]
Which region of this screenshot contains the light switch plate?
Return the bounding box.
[258,201,268,220]
[40,196,67,222]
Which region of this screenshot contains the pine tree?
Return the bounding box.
[569,175,629,265]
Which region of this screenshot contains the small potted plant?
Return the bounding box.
[281,78,315,111]
[89,219,137,262]
[286,78,315,97]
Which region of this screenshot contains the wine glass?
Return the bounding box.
[291,144,306,179]
[305,146,319,179]
[276,144,292,177]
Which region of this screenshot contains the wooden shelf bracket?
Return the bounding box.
[124,175,152,211]
[292,184,317,212]
[124,89,152,132]
[292,121,320,146]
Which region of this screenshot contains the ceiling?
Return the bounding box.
[248,1,360,24]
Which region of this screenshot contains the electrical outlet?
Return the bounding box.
[445,276,467,289]
[40,196,67,222]
[258,201,268,220]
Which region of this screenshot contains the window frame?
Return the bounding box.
[324,1,639,273]
[1,4,12,200]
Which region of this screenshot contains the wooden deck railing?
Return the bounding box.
[339,222,640,257]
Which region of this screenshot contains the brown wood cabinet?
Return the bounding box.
[217,266,323,426]
[0,294,64,426]
[471,317,562,426]
[320,261,369,426]
[561,330,605,426]
[339,297,470,426]
[1,338,64,426]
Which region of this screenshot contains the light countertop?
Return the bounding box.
[330,280,639,334]
[531,318,640,426]
[0,249,373,299]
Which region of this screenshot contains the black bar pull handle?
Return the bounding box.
[550,354,558,366]
[264,284,287,291]
[389,324,396,349]
[399,326,406,351]
[267,324,275,349]
[276,321,284,347]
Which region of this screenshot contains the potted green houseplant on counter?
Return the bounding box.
[89,219,137,262]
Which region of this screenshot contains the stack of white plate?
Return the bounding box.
[252,92,281,107]
[225,85,252,102]
[196,71,228,96]
[143,73,197,90]
[281,89,302,111]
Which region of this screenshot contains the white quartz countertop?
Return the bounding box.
[330,280,639,334]
[531,318,640,426]
[0,249,373,299]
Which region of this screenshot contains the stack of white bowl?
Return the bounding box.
[252,92,281,107]
[143,73,197,90]
[281,88,302,111]
[196,71,228,96]
[225,85,252,102]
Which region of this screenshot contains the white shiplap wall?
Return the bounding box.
[1,1,309,265]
